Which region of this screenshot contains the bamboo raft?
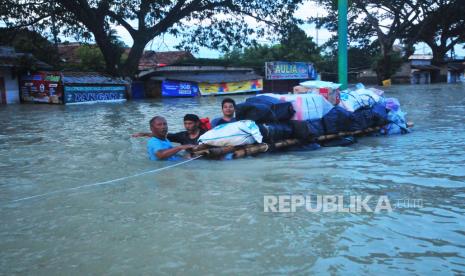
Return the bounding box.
[189,122,414,160]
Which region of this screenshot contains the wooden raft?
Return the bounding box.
[190,122,414,160]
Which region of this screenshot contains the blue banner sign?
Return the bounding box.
[265,62,317,80]
[64,86,127,104]
[162,80,199,97]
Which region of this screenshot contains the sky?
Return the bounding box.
[2,1,463,58]
[112,1,464,58]
[113,1,334,58]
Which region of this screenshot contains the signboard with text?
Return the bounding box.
[162,80,199,97]
[20,72,63,104]
[265,62,317,80]
[199,79,263,96]
[64,86,126,104]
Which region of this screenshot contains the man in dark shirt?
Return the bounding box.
[167,114,205,145]
[211,98,237,128]
[133,114,205,145]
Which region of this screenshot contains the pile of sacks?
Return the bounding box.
[198,82,409,147]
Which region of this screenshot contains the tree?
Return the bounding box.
[221,24,322,75]
[0,27,60,67]
[75,45,106,71]
[405,0,465,65]
[312,0,421,83]
[2,0,303,77]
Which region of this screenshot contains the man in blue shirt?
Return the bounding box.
[147,116,194,161]
[211,98,237,128]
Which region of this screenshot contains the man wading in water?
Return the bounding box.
[146,116,194,161]
[133,114,205,145]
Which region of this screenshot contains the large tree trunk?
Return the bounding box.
[92,29,122,76]
[375,39,395,85]
[120,36,151,77]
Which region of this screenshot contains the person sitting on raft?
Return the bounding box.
[147,116,194,161]
[133,114,205,145]
[211,98,237,128]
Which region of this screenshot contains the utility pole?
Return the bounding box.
[338,0,348,89]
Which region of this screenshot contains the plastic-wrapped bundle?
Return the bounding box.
[380,98,410,135]
[236,95,295,123]
[299,80,342,105]
[339,87,385,112]
[198,120,263,147]
[262,93,334,121]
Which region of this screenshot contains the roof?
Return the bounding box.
[411,64,441,71]
[447,63,465,71]
[60,71,128,85]
[408,54,433,60]
[0,46,52,69]
[149,71,263,83]
[139,65,256,79]
[57,43,82,64]
[136,50,194,70]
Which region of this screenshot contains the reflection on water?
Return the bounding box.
[0,84,464,274]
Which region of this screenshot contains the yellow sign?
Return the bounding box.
[199,79,263,95]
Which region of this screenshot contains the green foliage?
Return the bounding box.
[0,27,60,67]
[75,45,106,72]
[220,25,322,75]
[2,0,304,76]
[373,51,404,81]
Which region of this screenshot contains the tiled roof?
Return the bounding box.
[0,46,52,69]
[57,43,82,64]
[61,71,128,84]
[137,51,194,70]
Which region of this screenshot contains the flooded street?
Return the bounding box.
[1,84,464,274]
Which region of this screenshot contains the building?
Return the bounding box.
[20,71,128,104]
[0,46,51,104]
[136,51,194,71]
[408,55,442,84]
[447,61,465,83]
[138,66,263,97]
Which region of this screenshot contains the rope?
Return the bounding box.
[7,156,203,204]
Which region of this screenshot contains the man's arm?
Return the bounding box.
[155,144,194,160]
[167,132,183,144]
[132,132,152,138]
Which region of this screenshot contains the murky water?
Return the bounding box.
[1,84,464,274]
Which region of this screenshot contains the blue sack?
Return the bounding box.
[236,95,295,123]
[322,106,354,134]
[351,103,388,131]
[291,119,325,141]
[258,123,294,143]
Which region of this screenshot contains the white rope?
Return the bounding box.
[8,156,202,204]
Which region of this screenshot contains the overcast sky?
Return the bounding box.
[112,1,464,58]
[2,1,463,57]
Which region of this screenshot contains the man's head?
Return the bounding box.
[150,116,168,138]
[183,114,200,133]
[221,98,236,118]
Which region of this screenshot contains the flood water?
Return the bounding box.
[1,84,464,274]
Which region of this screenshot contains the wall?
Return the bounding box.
[144,80,162,98]
[0,69,20,104]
